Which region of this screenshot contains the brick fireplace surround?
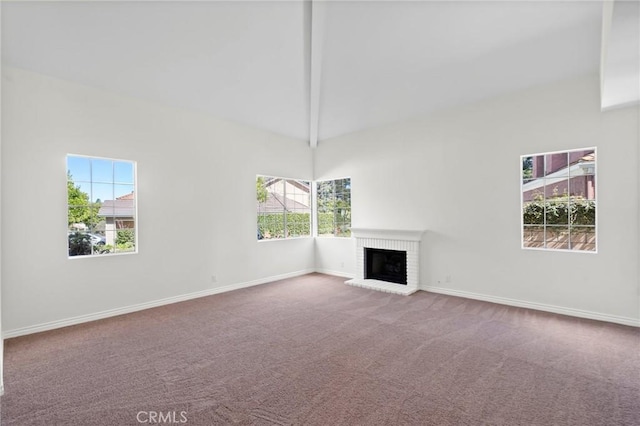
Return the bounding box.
[345,228,425,295]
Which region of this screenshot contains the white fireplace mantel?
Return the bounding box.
[350,228,425,242]
[346,228,425,296]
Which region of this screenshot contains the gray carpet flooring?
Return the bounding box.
[1,273,639,425]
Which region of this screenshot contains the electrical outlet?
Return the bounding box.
[211,275,217,283]
[340,262,345,268]
[445,275,451,283]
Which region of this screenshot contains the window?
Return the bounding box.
[521,148,596,252]
[256,176,311,240]
[316,177,351,237]
[67,155,137,257]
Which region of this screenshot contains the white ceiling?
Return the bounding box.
[1,1,608,144]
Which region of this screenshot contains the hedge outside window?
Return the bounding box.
[67,155,137,257]
[316,178,351,237]
[521,148,596,252]
[257,176,311,240]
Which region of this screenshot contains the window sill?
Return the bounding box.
[257,236,313,243]
[68,251,138,260]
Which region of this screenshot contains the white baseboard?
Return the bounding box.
[8,270,635,339]
[423,285,640,327]
[2,269,315,339]
[0,385,4,396]
[315,268,355,279]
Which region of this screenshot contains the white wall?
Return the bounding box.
[1,67,314,334]
[0,19,3,393]
[315,73,640,325]
[2,67,637,338]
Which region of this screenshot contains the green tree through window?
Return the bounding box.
[317,178,351,237]
[67,155,137,257]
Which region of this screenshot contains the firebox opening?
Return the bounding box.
[364,248,407,285]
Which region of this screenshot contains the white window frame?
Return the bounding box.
[315,177,352,238]
[66,154,138,258]
[520,147,597,253]
[256,175,312,241]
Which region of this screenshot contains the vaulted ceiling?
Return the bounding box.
[1,1,636,146]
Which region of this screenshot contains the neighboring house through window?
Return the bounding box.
[67,154,137,257]
[316,177,351,237]
[257,176,311,239]
[521,148,596,252]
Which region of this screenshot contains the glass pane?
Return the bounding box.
[545,226,569,250]
[284,179,310,211]
[568,175,588,198]
[569,175,595,200]
[570,200,595,226]
[258,212,284,239]
[67,155,91,182]
[87,229,107,255]
[522,177,543,204]
[545,152,568,176]
[336,178,351,197]
[114,161,135,184]
[97,202,114,219]
[572,150,596,176]
[570,227,596,251]
[287,213,310,237]
[68,180,90,205]
[522,156,533,184]
[114,184,135,200]
[318,218,335,236]
[522,200,544,225]
[115,216,135,230]
[523,225,544,248]
[256,176,270,223]
[92,183,114,204]
[68,231,92,257]
[68,205,92,230]
[86,203,102,232]
[527,155,545,180]
[283,179,310,238]
[544,177,568,199]
[545,200,569,225]
[335,221,351,237]
[104,230,117,248]
[114,228,136,253]
[317,180,335,209]
[91,158,114,183]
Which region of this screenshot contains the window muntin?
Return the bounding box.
[256,176,311,240]
[67,155,137,257]
[521,148,596,252]
[316,177,351,237]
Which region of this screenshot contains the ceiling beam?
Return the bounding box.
[309,0,326,148]
[600,0,640,110]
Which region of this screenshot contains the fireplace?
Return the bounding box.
[345,228,424,295]
[365,248,407,285]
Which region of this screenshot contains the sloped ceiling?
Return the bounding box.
[1,1,623,146]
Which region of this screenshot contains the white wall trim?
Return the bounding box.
[423,285,640,328]
[315,268,355,279]
[2,269,315,339]
[5,269,637,340]
[350,228,425,241]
